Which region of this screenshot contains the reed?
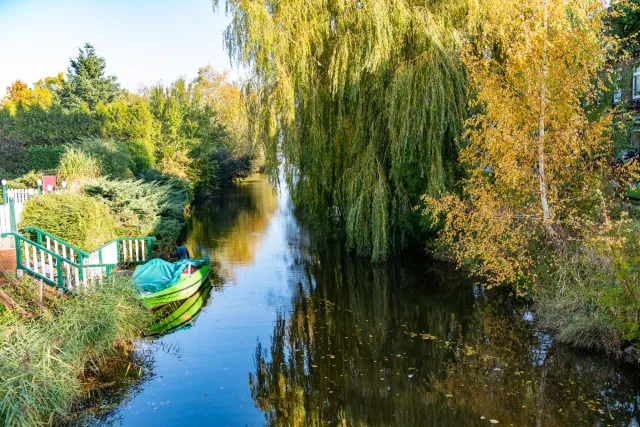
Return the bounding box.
[0,277,150,426]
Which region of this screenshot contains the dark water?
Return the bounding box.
[82,178,640,426]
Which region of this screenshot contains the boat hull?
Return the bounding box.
[139,265,210,309]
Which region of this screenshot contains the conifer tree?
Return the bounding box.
[59,43,121,110]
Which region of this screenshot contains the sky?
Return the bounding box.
[0,0,240,94]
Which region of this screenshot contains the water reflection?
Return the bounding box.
[249,245,640,426]
[68,348,156,425]
[71,177,640,426]
[186,176,277,272]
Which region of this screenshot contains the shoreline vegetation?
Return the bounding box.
[1,0,640,423]
[214,0,640,361]
[0,44,259,425]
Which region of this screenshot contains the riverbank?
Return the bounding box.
[0,275,149,426]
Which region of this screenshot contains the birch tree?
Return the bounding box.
[428,0,624,290]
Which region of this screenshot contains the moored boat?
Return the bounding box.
[132,258,210,309]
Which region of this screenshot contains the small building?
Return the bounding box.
[612,54,640,150]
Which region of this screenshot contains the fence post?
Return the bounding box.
[37,179,43,195]
[78,253,84,282]
[56,260,64,290]
[1,180,6,205]
[8,197,16,231]
[146,239,153,261]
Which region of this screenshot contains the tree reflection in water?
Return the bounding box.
[186,177,278,280]
[249,245,640,426]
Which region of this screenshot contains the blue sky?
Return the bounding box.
[0,0,238,93]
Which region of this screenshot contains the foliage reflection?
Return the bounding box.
[186,177,277,270]
[250,246,640,426]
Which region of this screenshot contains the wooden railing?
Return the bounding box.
[1,232,116,292]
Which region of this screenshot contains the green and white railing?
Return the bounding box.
[87,237,156,265]
[3,229,156,292]
[1,231,116,292]
[1,179,66,205]
[24,227,155,267]
[1,180,68,234]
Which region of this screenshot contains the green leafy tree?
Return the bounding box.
[608,0,640,53]
[59,43,122,110]
[214,0,468,261]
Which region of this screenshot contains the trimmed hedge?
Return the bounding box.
[26,145,66,172]
[20,193,117,251]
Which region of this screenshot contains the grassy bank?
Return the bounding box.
[0,275,150,426]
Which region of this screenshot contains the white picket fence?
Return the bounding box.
[0,201,23,234]
[5,188,38,204]
[1,183,64,235]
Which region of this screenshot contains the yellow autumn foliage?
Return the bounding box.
[426,0,633,293]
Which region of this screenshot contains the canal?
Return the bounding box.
[81,177,640,426]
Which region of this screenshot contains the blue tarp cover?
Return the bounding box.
[132,258,209,293]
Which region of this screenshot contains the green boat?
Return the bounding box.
[146,282,212,336]
[132,257,210,309]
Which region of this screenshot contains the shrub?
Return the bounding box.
[125,139,155,173]
[26,145,65,172]
[20,193,116,251]
[0,277,149,426]
[75,136,134,179]
[84,174,192,257]
[57,147,100,184]
[5,171,41,189]
[535,222,640,361]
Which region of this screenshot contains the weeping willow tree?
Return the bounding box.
[213,0,469,260]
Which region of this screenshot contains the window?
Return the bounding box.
[633,65,640,100]
[614,69,622,103]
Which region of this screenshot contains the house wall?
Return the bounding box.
[613,60,640,150]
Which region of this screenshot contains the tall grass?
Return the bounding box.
[57,147,100,183]
[534,239,640,362]
[0,277,150,426]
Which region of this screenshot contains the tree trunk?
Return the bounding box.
[535,345,554,427]
[538,0,555,241]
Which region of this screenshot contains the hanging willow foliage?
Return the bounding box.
[214,0,469,260]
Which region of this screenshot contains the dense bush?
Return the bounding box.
[125,139,155,173]
[535,222,640,360]
[0,103,100,145]
[75,136,134,179]
[26,145,65,172]
[0,277,149,426]
[5,171,41,189]
[83,174,192,257]
[20,193,116,251]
